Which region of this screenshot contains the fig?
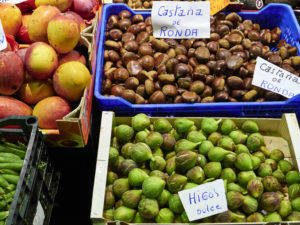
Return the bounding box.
[242,195,258,214]
[265,158,277,171]
[201,118,222,134]
[238,171,256,187]
[175,150,198,173]
[217,137,235,151]
[235,153,253,170]
[187,166,205,184]
[187,130,206,143]
[138,198,159,219]
[167,174,187,193]
[222,153,237,168]
[235,144,250,154]
[270,149,284,162]
[287,211,300,221]
[291,197,300,212]
[109,147,119,164]
[246,212,264,222]
[264,212,282,222]
[272,169,285,183]
[131,113,150,131]
[142,176,165,198]
[252,151,265,162]
[220,119,237,135]
[155,208,174,223]
[241,120,259,133]
[227,183,247,194]
[184,182,199,189]
[157,189,171,207]
[204,162,222,178]
[229,130,247,145]
[165,156,176,175]
[246,132,265,152]
[286,171,300,185]
[122,190,142,209]
[104,189,115,209]
[220,168,236,183]
[174,118,194,133]
[114,206,136,222]
[120,159,137,176]
[154,118,172,134]
[103,209,114,221]
[227,191,245,210]
[279,199,292,218]
[198,140,214,156]
[247,179,264,198]
[258,163,273,177]
[145,131,163,149]
[107,171,118,185]
[113,178,130,198]
[150,156,166,171]
[261,192,282,212]
[135,130,149,143]
[115,124,134,143]
[168,194,184,214]
[131,143,153,163]
[262,176,281,192]
[208,132,223,145]
[288,183,300,200]
[121,143,134,158]
[128,168,149,187]
[150,170,167,181]
[278,159,292,174]
[161,133,176,151]
[175,139,201,153]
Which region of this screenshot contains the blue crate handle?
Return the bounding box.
[95,3,300,118]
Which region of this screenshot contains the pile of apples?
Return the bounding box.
[0,0,99,129]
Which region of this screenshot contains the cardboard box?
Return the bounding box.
[40,7,103,148]
[90,111,300,225]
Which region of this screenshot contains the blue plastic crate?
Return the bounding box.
[94,3,300,118]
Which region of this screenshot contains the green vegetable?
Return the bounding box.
[0,211,8,221]
[0,145,25,159]
[0,163,23,171]
[2,174,19,185]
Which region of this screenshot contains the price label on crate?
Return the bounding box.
[151,1,210,39]
[252,57,300,99]
[0,20,7,52]
[178,179,228,221]
[208,0,230,15]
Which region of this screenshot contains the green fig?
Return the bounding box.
[198,140,214,156]
[220,168,236,183]
[291,197,300,211]
[250,155,261,170]
[131,143,153,163]
[220,119,237,135]
[113,178,130,198]
[152,147,164,158]
[112,155,124,173]
[103,209,114,221]
[142,176,165,198]
[138,198,159,219]
[235,153,253,170]
[188,125,198,132]
[175,150,198,173]
[217,136,235,151]
[104,190,115,209]
[168,194,184,214]
[247,179,264,198]
[167,174,187,193]
[161,133,176,151]
[165,151,176,160]
[289,183,300,200]
[258,163,273,177]
[155,208,175,223]
[197,154,207,168]
[135,130,149,143]
[154,118,173,134]
[242,195,258,214]
[272,169,285,183]
[278,159,292,174]
[122,190,142,209]
[187,130,206,143]
[214,210,245,223]
[207,131,222,145]
[235,144,250,154]
[246,132,264,152]
[241,120,259,133]
[109,147,119,164]
[174,118,194,133]
[120,159,138,176]
[287,211,300,221]
[184,182,199,189]
[114,206,136,222]
[166,156,176,175]
[260,146,271,157]
[279,199,292,218]
[107,184,113,192]
[208,147,235,162]
[270,149,284,162]
[121,143,134,158]
[262,176,281,192]
[229,130,247,144]
[169,128,182,140]
[174,214,183,223]
[201,118,221,134]
[222,153,237,168]
[145,131,163,150]
[111,137,120,150]
[115,199,123,209]
[187,166,205,184]
[246,212,264,222]
[175,139,201,153]
[180,211,190,223]
[237,171,256,187]
[150,170,167,181]
[133,212,148,223]
[157,189,171,207]
[286,171,300,185]
[265,158,277,171]
[227,183,248,194]
[150,156,166,171]
[107,171,118,185]
[264,212,282,222]
[227,191,245,210]
[128,168,149,187]
[232,211,247,222]
[261,192,282,212]
[252,151,265,162]
[116,124,134,143]
[131,113,150,131]
[204,162,222,178]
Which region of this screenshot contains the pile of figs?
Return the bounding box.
[104,114,300,223]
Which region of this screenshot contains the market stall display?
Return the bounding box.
[0,116,59,225]
[90,111,300,223]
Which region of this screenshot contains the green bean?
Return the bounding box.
[2,175,19,185]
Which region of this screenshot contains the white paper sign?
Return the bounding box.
[178,179,227,221]
[0,20,7,51]
[0,0,27,3]
[33,201,45,225]
[252,57,300,99]
[151,1,210,39]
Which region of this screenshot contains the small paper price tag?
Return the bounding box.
[151,1,210,39]
[208,0,230,15]
[0,20,7,52]
[178,179,227,221]
[0,0,27,3]
[252,57,300,99]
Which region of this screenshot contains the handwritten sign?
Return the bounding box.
[252,57,300,99]
[178,179,227,221]
[208,0,230,15]
[0,20,7,52]
[151,1,210,39]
